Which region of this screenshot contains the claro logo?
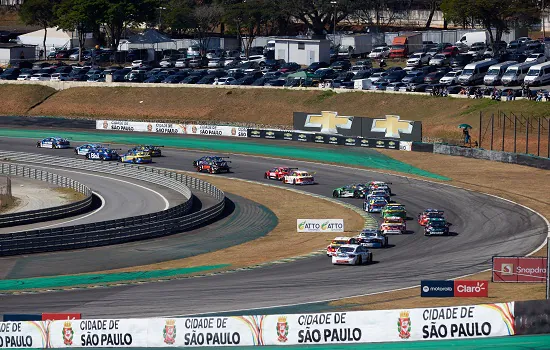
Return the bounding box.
[456,282,486,293]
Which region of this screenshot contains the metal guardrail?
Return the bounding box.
[0,151,225,256]
[0,163,93,227]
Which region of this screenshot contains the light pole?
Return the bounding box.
[158,7,167,31]
[331,1,337,36]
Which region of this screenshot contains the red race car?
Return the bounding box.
[264,167,297,181]
[418,209,445,226]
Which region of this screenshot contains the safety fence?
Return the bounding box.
[0,301,526,348]
[0,163,92,227]
[0,151,225,256]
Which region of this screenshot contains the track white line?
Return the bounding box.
[7,164,170,233]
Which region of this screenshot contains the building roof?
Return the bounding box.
[0,43,35,48]
[274,38,328,43]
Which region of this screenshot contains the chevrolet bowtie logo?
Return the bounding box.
[371,115,414,139]
[304,111,353,134]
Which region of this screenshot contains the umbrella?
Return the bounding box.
[458,124,472,129]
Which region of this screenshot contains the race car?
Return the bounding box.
[36,137,71,149]
[128,145,163,157]
[418,209,445,226]
[283,170,315,185]
[193,156,228,167]
[119,150,152,164]
[424,217,451,236]
[196,159,231,174]
[326,237,359,257]
[74,144,103,156]
[264,167,297,181]
[86,148,120,161]
[381,203,407,219]
[356,229,388,248]
[366,190,390,203]
[380,216,407,235]
[332,184,367,198]
[368,181,392,195]
[363,197,388,213]
[332,244,373,265]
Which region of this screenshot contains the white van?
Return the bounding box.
[456,31,488,48]
[483,61,517,85]
[523,62,550,86]
[458,59,498,85]
[501,61,539,86]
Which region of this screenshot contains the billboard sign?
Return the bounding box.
[421,280,454,297]
[492,257,547,283]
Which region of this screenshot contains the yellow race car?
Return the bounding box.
[119,150,152,164]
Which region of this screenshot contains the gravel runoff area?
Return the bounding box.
[329,150,549,310]
[0,176,83,214]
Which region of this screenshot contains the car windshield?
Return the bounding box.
[373,48,383,52]
[392,45,405,50]
[462,69,474,75]
[374,200,386,205]
[338,247,355,253]
[445,72,457,77]
[487,69,501,75]
[527,69,540,76]
[410,54,421,59]
[434,54,445,59]
[504,69,517,76]
[332,240,347,245]
[430,221,446,228]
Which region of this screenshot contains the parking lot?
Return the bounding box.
[1,40,550,101]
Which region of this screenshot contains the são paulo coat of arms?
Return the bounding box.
[276,316,289,343]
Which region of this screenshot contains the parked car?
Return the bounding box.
[424,70,448,84]
[306,61,329,72]
[213,76,237,85]
[407,52,431,67]
[368,46,390,59]
[16,72,32,80]
[386,82,406,91]
[450,54,473,68]
[50,72,70,81]
[0,68,20,80]
[330,60,351,71]
[525,53,546,64]
[429,53,451,66]
[314,68,338,81]
[278,62,301,73]
[379,70,406,83]
[442,46,460,56]
[29,73,51,81]
[401,71,427,84]
[439,70,462,85]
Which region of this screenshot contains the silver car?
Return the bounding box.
[439,70,462,85]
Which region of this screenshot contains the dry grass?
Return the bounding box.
[53,187,88,202]
[27,86,550,142]
[0,85,55,115]
[328,150,549,310]
[104,173,365,273]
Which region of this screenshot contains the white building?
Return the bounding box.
[274,38,331,65]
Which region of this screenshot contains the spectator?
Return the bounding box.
[536,90,543,102]
[442,86,448,97]
[545,91,550,102]
[463,128,471,145]
[379,59,387,68]
[507,89,513,101]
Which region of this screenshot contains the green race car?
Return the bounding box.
[332,184,367,198]
[381,203,407,219]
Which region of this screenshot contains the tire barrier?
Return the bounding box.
[0,163,93,228]
[0,151,225,256]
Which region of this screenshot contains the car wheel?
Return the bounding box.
[333,191,339,198]
[36,142,40,148]
[293,179,296,185]
[356,256,362,265]
[264,173,268,179]
[353,191,361,198]
[132,158,136,164]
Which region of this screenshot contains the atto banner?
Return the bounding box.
[297,219,344,233]
[49,319,148,348]
[492,256,547,283]
[96,120,247,138]
[0,321,48,348]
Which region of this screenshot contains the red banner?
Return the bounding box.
[41,313,81,321]
[453,280,489,297]
[493,257,547,283]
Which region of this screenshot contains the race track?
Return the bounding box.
[0,137,546,317]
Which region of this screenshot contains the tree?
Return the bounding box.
[424,0,443,28]
[98,0,160,51]
[164,0,196,35]
[281,0,356,36]
[352,0,414,27]
[19,0,58,59]
[442,0,541,45]
[192,3,224,55]
[56,0,101,61]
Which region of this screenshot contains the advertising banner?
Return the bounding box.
[147,317,261,347]
[49,319,149,348]
[42,314,81,321]
[96,120,247,138]
[421,280,454,297]
[514,299,550,335]
[297,219,344,233]
[492,257,547,283]
[0,321,48,348]
[293,111,422,142]
[399,141,412,151]
[261,304,515,345]
[453,280,489,297]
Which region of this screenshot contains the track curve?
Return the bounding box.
[0,139,546,318]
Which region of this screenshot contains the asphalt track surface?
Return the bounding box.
[0,137,546,318]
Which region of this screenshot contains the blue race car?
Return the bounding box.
[192,155,229,167]
[74,143,103,156]
[356,228,388,248]
[128,145,164,157]
[86,148,120,161]
[363,197,389,213]
[36,137,71,149]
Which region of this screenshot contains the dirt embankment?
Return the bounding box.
[0,85,55,115]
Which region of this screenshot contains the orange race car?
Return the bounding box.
[418,209,445,226]
[380,217,407,235]
[326,236,359,257]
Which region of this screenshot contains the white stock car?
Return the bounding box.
[283,170,315,185]
[357,229,388,248]
[36,137,71,149]
[332,244,373,265]
[74,144,102,156]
